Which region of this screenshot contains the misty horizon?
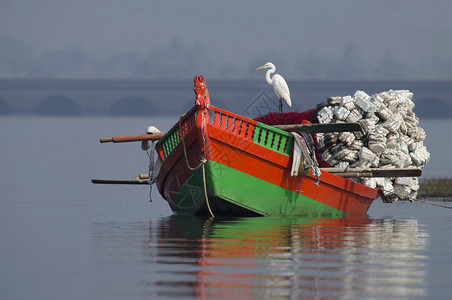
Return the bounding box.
[2,1,452,80]
[1,36,452,81]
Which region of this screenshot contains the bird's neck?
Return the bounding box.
[265,69,273,86]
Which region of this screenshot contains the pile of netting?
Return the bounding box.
[255,89,430,202]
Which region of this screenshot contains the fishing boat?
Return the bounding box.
[153,76,380,217]
[94,75,422,217]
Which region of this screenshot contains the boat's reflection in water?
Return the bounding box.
[145,215,428,299]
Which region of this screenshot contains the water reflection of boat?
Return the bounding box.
[148,215,427,299]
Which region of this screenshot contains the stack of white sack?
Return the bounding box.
[316,90,430,202]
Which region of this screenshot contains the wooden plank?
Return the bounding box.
[329,172,373,178]
[100,133,166,143]
[274,122,363,133]
[322,167,422,178]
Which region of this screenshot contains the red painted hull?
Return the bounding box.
[156,105,379,216]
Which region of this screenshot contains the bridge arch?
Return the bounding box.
[33,95,82,116]
[0,97,12,115]
[109,96,158,116]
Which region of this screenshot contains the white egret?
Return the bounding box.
[257,62,292,114]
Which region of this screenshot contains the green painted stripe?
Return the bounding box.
[168,165,207,213]
[157,126,181,159]
[252,122,293,156]
[172,160,346,217]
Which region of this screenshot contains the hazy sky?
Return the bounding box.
[1,0,452,79]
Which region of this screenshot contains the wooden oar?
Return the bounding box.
[92,178,150,184]
[100,133,166,143]
[92,174,152,185]
[321,167,422,178]
[274,122,363,134]
[99,122,363,144]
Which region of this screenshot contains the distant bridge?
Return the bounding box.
[0,79,451,117]
[0,79,197,116]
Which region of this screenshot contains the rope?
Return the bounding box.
[179,116,204,171]
[146,141,156,202]
[378,188,452,209]
[202,163,215,218]
[142,138,156,202]
[179,112,214,217]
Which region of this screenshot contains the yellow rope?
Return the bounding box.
[202,162,215,218]
[378,188,452,209]
[179,113,214,217]
[179,116,203,171]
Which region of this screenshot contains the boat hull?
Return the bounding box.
[156,105,379,217]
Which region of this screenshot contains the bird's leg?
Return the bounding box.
[279,101,282,115]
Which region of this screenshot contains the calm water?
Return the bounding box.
[1,116,451,299]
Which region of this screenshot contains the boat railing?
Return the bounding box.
[208,106,293,157]
[157,106,197,160]
[158,105,295,161]
[209,106,255,139]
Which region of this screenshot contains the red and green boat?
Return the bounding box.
[153,76,380,217]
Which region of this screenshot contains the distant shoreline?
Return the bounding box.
[419,178,452,200]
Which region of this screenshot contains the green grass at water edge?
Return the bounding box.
[419,178,452,200]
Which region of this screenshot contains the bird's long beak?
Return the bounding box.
[256,65,266,70]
